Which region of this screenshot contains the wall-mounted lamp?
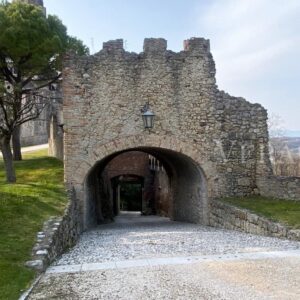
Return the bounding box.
[141,103,155,130]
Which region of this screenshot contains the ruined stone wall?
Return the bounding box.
[16,0,46,14]
[20,85,63,150]
[257,176,300,201]
[18,0,50,147]
[216,92,271,196]
[210,200,300,241]
[63,37,272,228]
[20,108,49,146]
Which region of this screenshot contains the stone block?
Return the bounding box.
[25,260,44,271]
[287,230,300,241]
[184,38,210,53]
[143,38,167,53]
[103,39,124,52]
[237,178,251,187]
[36,250,48,256]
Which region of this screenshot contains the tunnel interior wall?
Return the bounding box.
[84,148,208,228]
[153,167,171,217]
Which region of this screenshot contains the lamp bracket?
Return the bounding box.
[141,102,150,113]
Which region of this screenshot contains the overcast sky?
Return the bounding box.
[44,0,300,132]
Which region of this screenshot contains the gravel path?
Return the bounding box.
[28,213,300,300]
[30,257,300,300]
[56,212,300,265]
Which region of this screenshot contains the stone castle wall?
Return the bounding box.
[20,85,63,151]
[20,108,49,147]
[258,176,300,201]
[210,200,300,241]
[25,189,81,272]
[62,37,274,228]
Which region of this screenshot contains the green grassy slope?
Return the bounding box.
[0,150,67,300]
[223,196,300,229]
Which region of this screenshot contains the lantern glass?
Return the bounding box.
[142,110,155,129]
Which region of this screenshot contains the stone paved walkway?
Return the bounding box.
[28,213,300,299]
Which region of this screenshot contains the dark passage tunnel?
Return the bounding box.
[111,174,144,214]
[84,147,208,228]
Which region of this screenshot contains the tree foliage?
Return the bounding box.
[0,1,89,182]
[67,36,90,56]
[268,114,300,177]
[0,2,67,82]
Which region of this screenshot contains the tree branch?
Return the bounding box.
[23,73,62,92]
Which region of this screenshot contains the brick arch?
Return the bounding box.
[105,151,151,181]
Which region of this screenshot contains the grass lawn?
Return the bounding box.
[0,149,67,300]
[222,196,300,229]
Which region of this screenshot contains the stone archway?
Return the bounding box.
[63,38,273,232]
[69,135,215,230]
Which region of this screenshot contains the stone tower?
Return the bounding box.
[29,0,44,5]
[15,0,44,6]
[13,0,46,14]
[13,0,49,147]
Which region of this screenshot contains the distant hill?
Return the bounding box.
[285,130,300,138]
[271,137,300,153]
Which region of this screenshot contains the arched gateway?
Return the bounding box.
[80,135,211,228]
[63,38,272,230]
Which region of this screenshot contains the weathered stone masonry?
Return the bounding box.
[26,189,81,271]
[62,37,285,230]
[210,200,300,241]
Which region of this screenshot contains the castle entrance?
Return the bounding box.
[84,146,208,228]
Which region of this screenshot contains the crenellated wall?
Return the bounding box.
[62,37,276,229]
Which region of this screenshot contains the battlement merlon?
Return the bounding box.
[143,38,167,54]
[102,39,124,52]
[143,37,211,54]
[184,38,210,53]
[100,38,211,55]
